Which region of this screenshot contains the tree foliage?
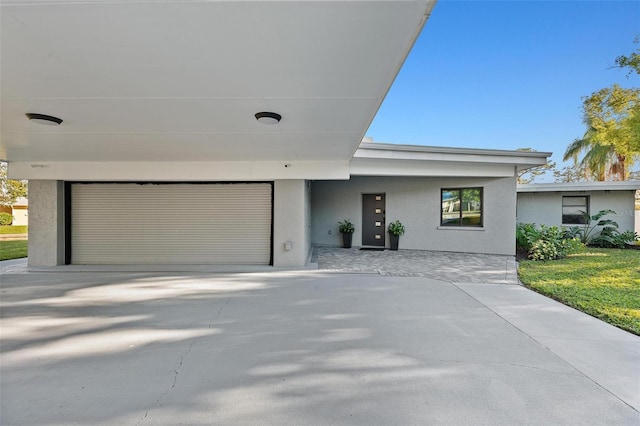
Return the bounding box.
[564,42,640,181]
[614,37,640,77]
[516,148,556,184]
[0,163,28,206]
[564,86,639,181]
[553,162,593,183]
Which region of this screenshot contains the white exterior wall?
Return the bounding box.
[27,179,311,268]
[28,180,65,266]
[311,176,517,256]
[273,180,310,266]
[11,208,28,226]
[516,190,636,233]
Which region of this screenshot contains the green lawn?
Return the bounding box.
[518,247,640,335]
[0,240,28,261]
[0,225,28,234]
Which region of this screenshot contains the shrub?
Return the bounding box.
[568,209,638,248]
[590,229,638,249]
[0,212,13,225]
[516,222,539,251]
[517,223,583,261]
[528,225,581,261]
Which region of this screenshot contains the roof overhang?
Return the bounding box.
[351,142,551,177]
[1,0,436,180]
[518,181,640,193]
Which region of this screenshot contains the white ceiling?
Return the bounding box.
[0,0,435,165]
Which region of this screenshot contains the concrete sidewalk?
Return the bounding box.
[1,268,638,425]
[0,233,27,241]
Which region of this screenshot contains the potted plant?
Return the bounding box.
[338,219,355,248]
[387,220,405,251]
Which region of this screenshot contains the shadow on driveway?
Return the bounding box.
[1,268,638,425]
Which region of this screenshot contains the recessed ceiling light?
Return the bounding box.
[26,113,63,126]
[255,111,281,125]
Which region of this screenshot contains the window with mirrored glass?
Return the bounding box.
[441,187,483,227]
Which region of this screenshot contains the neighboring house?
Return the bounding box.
[0,1,549,267]
[517,181,640,235]
[0,197,28,226]
[10,197,28,226]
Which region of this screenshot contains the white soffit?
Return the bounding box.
[0,0,436,166]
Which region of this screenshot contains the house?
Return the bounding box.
[0,197,28,226]
[517,181,640,235]
[312,143,548,256]
[1,1,549,267]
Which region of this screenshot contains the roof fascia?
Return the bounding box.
[354,143,550,170]
[518,182,640,192]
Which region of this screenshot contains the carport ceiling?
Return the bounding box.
[0,0,435,163]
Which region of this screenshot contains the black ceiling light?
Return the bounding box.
[255,111,281,125]
[26,113,63,126]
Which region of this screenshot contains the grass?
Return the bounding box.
[0,225,28,234]
[518,247,640,335]
[0,240,28,261]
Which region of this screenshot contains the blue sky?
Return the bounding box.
[366,0,640,178]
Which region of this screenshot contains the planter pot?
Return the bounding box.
[389,233,399,251]
[341,232,353,249]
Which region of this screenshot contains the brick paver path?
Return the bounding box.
[311,246,519,284]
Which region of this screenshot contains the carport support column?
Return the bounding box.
[273,180,310,267]
[28,180,65,266]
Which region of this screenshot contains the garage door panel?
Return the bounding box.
[71,183,272,265]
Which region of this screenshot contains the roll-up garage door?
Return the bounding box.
[71,183,272,265]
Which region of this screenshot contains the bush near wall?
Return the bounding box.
[516,223,583,261]
[0,212,13,225]
[565,209,639,249]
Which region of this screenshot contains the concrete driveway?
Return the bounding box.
[1,262,638,425]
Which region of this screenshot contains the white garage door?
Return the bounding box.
[71,183,272,265]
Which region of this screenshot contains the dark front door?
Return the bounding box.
[362,194,385,246]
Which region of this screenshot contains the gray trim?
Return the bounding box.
[518,182,640,192]
[358,142,552,158]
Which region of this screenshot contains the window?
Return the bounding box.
[562,196,589,224]
[441,187,483,227]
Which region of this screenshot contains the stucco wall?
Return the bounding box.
[273,179,309,266]
[305,180,312,261]
[311,176,517,255]
[28,180,64,266]
[516,190,636,233]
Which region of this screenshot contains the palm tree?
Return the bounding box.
[563,123,628,181]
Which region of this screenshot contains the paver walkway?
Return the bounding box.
[312,246,519,284]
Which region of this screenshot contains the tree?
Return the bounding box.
[516,148,556,184]
[615,41,640,154]
[564,85,640,181]
[0,162,28,206]
[553,162,594,183]
[614,37,640,77]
